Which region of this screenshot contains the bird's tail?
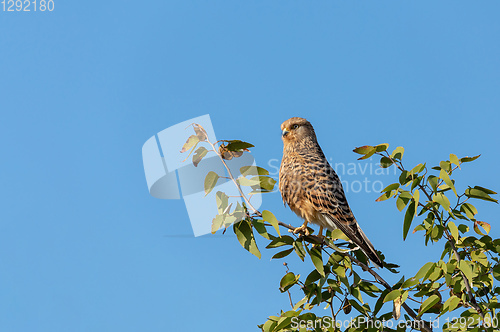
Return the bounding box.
[322,214,383,268]
[354,224,383,268]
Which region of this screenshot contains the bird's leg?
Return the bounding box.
[314,226,325,241]
[292,221,310,236]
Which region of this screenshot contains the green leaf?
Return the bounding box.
[458,260,473,281]
[309,247,325,277]
[293,297,308,311]
[280,272,299,292]
[180,135,199,153]
[273,316,292,331]
[262,210,280,236]
[192,124,208,141]
[428,175,439,193]
[215,191,229,214]
[211,214,224,234]
[231,202,246,221]
[353,145,374,155]
[448,221,459,242]
[433,192,451,211]
[391,146,405,160]
[399,170,410,185]
[240,165,269,176]
[272,247,294,259]
[382,183,400,193]
[460,154,480,163]
[465,187,498,203]
[440,160,451,172]
[252,219,271,240]
[329,229,350,241]
[413,189,420,208]
[374,289,390,315]
[357,147,377,160]
[460,203,478,219]
[450,154,460,168]
[383,289,402,303]
[493,265,500,281]
[396,194,411,212]
[225,140,254,151]
[305,269,321,285]
[458,224,469,233]
[418,294,440,317]
[237,176,261,186]
[380,156,393,168]
[410,163,425,175]
[426,264,442,281]
[411,176,422,191]
[266,235,294,248]
[474,186,497,195]
[233,220,261,259]
[222,214,237,228]
[474,221,491,235]
[415,262,434,280]
[451,209,467,220]
[430,225,443,242]
[261,319,275,332]
[402,277,420,288]
[439,169,457,197]
[443,295,461,313]
[204,171,219,196]
[413,224,425,233]
[375,191,393,202]
[255,176,277,191]
[192,146,208,167]
[471,251,488,266]
[350,285,364,303]
[293,239,306,261]
[348,299,369,315]
[375,143,389,152]
[358,281,381,296]
[403,200,416,240]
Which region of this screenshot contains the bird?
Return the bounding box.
[279,117,383,267]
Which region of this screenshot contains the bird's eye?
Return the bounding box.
[292,124,299,129]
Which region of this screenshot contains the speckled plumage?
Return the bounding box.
[279,117,383,267]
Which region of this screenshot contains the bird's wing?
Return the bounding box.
[305,162,383,267]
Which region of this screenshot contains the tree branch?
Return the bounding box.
[275,221,433,332]
[205,138,262,217]
[204,139,433,331]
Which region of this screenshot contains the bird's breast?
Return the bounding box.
[279,158,323,224]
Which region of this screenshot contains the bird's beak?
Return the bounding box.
[282,128,290,137]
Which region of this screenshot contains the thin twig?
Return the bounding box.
[287,290,294,309]
[205,138,262,217]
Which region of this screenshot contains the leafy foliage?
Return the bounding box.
[183,125,499,332]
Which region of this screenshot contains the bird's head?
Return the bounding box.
[281,117,316,145]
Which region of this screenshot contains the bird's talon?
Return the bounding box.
[292,225,310,236]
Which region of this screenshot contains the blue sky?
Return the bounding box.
[1,1,499,331]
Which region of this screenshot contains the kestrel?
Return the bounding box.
[279,117,383,267]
